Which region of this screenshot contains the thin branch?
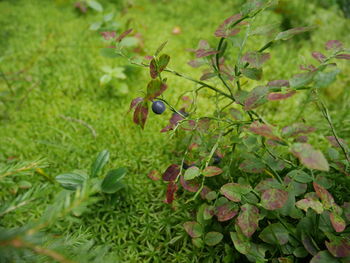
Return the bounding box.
[59,115,97,138]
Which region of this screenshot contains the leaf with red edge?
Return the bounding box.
[149,59,158,79]
[312,52,326,63]
[203,166,223,177]
[162,164,180,181]
[255,178,281,193]
[220,183,252,202]
[275,27,314,41]
[188,59,206,68]
[216,202,239,222]
[244,86,269,110]
[267,79,290,87]
[133,101,148,129]
[160,113,184,132]
[147,170,161,181]
[215,14,242,38]
[325,40,343,51]
[326,136,348,149]
[116,28,133,42]
[268,90,296,101]
[249,121,280,140]
[310,251,337,263]
[158,54,170,72]
[325,237,350,258]
[291,143,329,171]
[129,97,143,113]
[290,71,316,88]
[195,49,219,58]
[165,181,178,204]
[241,68,263,80]
[313,182,335,209]
[236,204,260,238]
[330,212,346,233]
[184,166,200,180]
[261,189,289,210]
[180,176,200,192]
[282,123,316,137]
[100,31,116,40]
[242,52,270,68]
[183,221,203,238]
[335,54,350,60]
[204,232,223,246]
[239,158,265,174]
[200,186,211,200]
[146,79,167,100]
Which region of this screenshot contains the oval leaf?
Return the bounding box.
[261,189,288,210]
[101,168,127,194]
[204,232,223,246]
[203,166,223,177]
[91,150,110,177]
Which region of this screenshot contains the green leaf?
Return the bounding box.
[241,68,263,80]
[202,166,223,177]
[259,223,289,245]
[101,167,127,194]
[289,72,315,88]
[230,228,251,255]
[184,166,200,181]
[293,247,309,258]
[110,67,127,79]
[310,250,339,263]
[220,183,252,202]
[100,48,121,58]
[87,0,103,12]
[91,150,110,177]
[55,171,88,191]
[287,170,313,183]
[119,37,139,48]
[100,74,112,86]
[291,143,329,171]
[204,232,223,246]
[314,68,341,89]
[243,86,269,110]
[183,221,203,238]
[237,204,260,238]
[90,21,102,31]
[275,26,314,41]
[296,198,324,214]
[158,54,170,72]
[155,41,168,56]
[146,79,167,100]
[261,188,289,210]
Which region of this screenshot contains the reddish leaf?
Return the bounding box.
[275,27,314,41]
[180,176,200,192]
[310,251,336,262]
[183,221,203,238]
[100,31,116,40]
[220,183,252,202]
[267,80,290,87]
[249,121,280,140]
[268,90,296,101]
[149,59,158,79]
[229,108,243,120]
[325,40,343,51]
[313,182,335,209]
[133,101,148,129]
[147,170,161,181]
[244,86,269,110]
[195,49,219,58]
[236,204,260,238]
[325,237,350,258]
[242,52,270,68]
[200,72,217,81]
[116,28,133,42]
[330,212,346,233]
[216,203,239,222]
[291,143,329,171]
[282,123,316,137]
[129,97,143,113]
[188,59,205,68]
[162,164,180,181]
[146,79,167,100]
[202,166,223,177]
[312,51,326,63]
[326,136,348,148]
[161,113,184,132]
[200,186,211,200]
[300,64,317,71]
[241,68,263,80]
[165,181,178,204]
[255,178,280,193]
[335,54,350,60]
[239,158,265,174]
[261,189,288,210]
[158,54,170,72]
[215,14,242,38]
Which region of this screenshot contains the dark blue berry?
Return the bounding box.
[152,101,166,114]
[182,163,189,170]
[213,155,221,165]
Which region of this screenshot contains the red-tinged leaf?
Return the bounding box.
[165,181,178,204]
[203,205,215,220]
[184,166,200,180]
[326,136,348,148]
[268,90,296,101]
[244,86,269,110]
[220,183,252,202]
[161,113,184,132]
[129,97,143,113]
[236,204,260,238]
[312,52,326,63]
[133,101,148,129]
[291,143,329,171]
[313,182,335,209]
[255,178,281,193]
[282,123,316,137]
[215,14,242,38]
[261,189,289,210]
[325,40,343,51]
[310,251,336,263]
[146,79,167,100]
[325,237,350,258]
[290,71,316,88]
[302,232,318,256]
[198,39,210,49]
[267,79,290,87]
[249,121,280,140]
[183,221,203,238]
[300,64,317,71]
[239,158,265,174]
[216,203,239,222]
[229,108,243,120]
[162,164,180,181]
[343,202,350,222]
[200,186,211,200]
[147,170,161,181]
[330,212,346,233]
[116,28,133,42]
[296,135,308,143]
[242,52,270,68]
[188,59,206,68]
[158,54,170,72]
[230,230,251,255]
[144,55,154,60]
[202,166,223,177]
[204,232,223,246]
[100,31,116,40]
[275,26,314,41]
[241,67,263,80]
[149,58,158,79]
[195,49,219,58]
[200,72,216,80]
[296,198,324,214]
[180,176,200,192]
[335,54,350,60]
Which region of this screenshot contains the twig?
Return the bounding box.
[59,115,97,138]
[0,199,36,217]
